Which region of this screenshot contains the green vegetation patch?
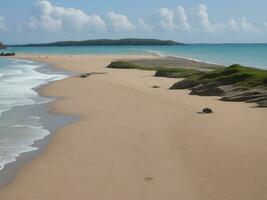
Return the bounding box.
[107,61,267,89]
[107,61,202,78]
[193,64,267,88]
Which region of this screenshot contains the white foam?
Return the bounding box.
[0,58,68,170]
[142,49,166,57]
[141,49,223,66]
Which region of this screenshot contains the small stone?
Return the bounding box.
[79,74,88,78]
[152,85,160,88]
[202,108,213,113]
[144,177,154,182]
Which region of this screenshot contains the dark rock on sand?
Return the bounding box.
[0,52,15,56]
[202,108,213,113]
[152,85,161,88]
[79,74,88,78]
[78,72,107,78]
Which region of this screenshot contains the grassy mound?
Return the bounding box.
[107,61,201,78]
[107,61,267,89]
[171,64,267,90]
[107,61,267,107]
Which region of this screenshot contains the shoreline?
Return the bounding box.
[0,58,76,188]
[0,54,267,199]
[6,44,267,69]
[144,49,225,67]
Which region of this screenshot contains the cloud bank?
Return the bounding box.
[107,11,135,31]
[0,16,8,32]
[2,0,266,36]
[28,0,105,32]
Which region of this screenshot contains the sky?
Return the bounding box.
[0,0,267,44]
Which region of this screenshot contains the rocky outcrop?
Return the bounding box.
[0,52,15,56]
[0,42,5,49]
[221,90,267,107]
[168,64,267,108]
[170,79,197,89]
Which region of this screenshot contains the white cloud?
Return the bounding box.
[21,1,264,36]
[240,17,259,32]
[155,6,191,32]
[107,11,135,31]
[33,0,53,16]
[28,0,105,32]
[52,7,90,32]
[228,18,239,31]
[175,6,191,31]
[227,17,260,32]
[156,8,177,31]
[138,18,153,32]
[196,4,214,32]
[0,16,8,32]
[195,4,223,33]
[89,15,106,30]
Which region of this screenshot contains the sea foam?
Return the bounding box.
[0,58,68,170]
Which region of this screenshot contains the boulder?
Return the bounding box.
[79,74,88,78]
[0,42,5,49]
[202,108,213,113]
[152,85,160,88]
[0,52,15,56]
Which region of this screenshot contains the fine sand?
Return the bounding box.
[0,54,267,200]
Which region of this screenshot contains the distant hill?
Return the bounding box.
[0,42,5,49]
[12,38,183,47]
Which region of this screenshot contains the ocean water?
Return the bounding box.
[0,58,68,170]
[5,44,267,69]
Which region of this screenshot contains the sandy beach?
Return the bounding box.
[0,54,267,200]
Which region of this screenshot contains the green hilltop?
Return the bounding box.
[12,38,183,47]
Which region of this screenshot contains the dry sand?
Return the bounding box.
[0,54,267,200]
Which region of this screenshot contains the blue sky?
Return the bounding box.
[0,0,267,44]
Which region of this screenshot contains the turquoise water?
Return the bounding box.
[4,44,267,69]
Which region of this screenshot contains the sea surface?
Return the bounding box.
[0,58,69,170]
[5,44,267,69]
